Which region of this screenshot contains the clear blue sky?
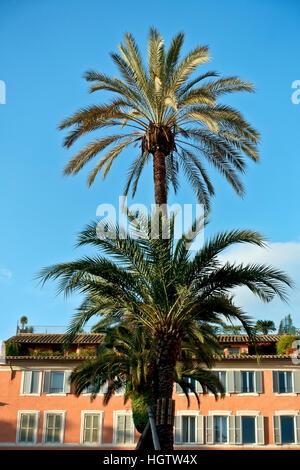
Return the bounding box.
[1,0,299,339]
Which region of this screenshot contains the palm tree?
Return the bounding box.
[70,321,225,438]
[222,324,243,334]
[20,316,28,332]
[38,216,291,450]
[255,319,276,335]
[59,28,259,210]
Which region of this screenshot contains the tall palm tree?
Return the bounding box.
[255,319,276,335]
[70,321,225,438]
[38,215,291,450]
[59,28,259,209]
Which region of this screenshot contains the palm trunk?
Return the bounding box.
[156,360,175,450]
[153,150,167,206]
[155,330,181,451]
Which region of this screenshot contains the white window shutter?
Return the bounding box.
[293,371,300,393]
[256,415,265,444]
[43,371,51,393]
[235,416,242,444]
[63,370,72,393]
[23,371,32,394]
[273,416,281,444]
[175,382,183,394]
[227,371,235,393]
[255,371,263,393]
[206,416,214,444]
[196,415,204,444]
[272,371,279,393]
[295,416,300,444]
[174,416,181,444]
[228,415,235,444]
[116,415,124,443]
[126,414,134,444]
[234,371,241,393]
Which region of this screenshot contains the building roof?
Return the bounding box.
[6,333,282,345]
[217,334,282,343]
[4,353,299,361]
[5,333,104,344]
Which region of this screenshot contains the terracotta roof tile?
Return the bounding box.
[6,333,283,345]
[217,334,282,343]
[5,334,104,344]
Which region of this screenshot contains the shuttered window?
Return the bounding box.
[83,414,101,444]
[214,371,227,392]
[175,377,203,394]
[18,413,38,443]
[214,416,228,443]
[22,371,41,395]
[175,414,204,445]
[115,413,134,444]
[43,371,71,394]
[44,413,64,443]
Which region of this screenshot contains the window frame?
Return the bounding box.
[274,411,300,445]
[213,415,229,444]
[42,411,66,445]
[16,410,40,445]
[175,411,203,446]
[113,411,135,446]
[20,370,42,396]
[80,411,104,446]
[241,371,255,394]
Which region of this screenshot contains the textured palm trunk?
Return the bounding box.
[156,360,175,450]
[153,150,167,206]
[155,330,181,451]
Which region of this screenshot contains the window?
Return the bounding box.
[174,413,204,445]
[182,416,196,444]
[50,372,64,393]
[227,371,263,394]
[43,412,65,443]
[82,413,102,444]
[214,371,227,392]
[229,348,240,355]
[279,372,293,393]
[273,415,300,445]
[214,416,228,443]
[21,371,41,395]
[43,371,71,394]
[272,371,300,394]
[114,412,134,444]
[241,372,254,393]
[17,412,39,444]
[241,416,256,444]
[83,381,108,395]
[175,377,202,394]
[281,416,295,444]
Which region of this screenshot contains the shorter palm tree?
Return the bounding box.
[222,324,243,334]
[255,320,276,335]
[70,321,225,437]
[38,214,292,449]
